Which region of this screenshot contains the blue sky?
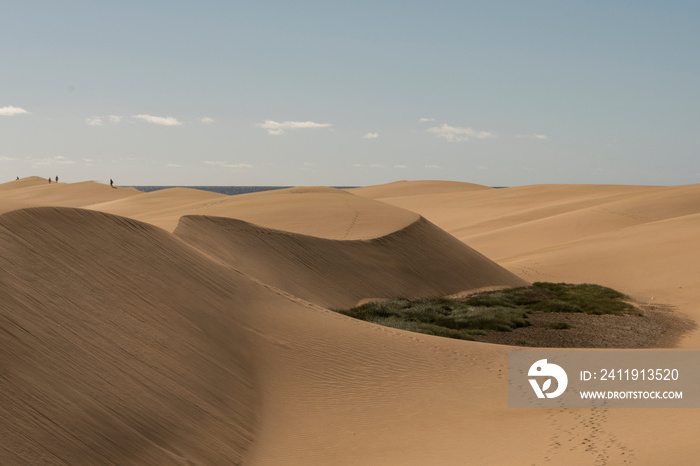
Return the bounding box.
[2,1,699,186]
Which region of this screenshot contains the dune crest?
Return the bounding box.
[96,185,420,238]
[174,215,527,309]
[349,179,492,198]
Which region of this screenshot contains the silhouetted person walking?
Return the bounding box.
[110,179,114,188]
[48,178,51,183]
[55,176,58,183]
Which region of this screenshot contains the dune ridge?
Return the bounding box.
[174,215,527,309]
[348,179,492,198]
[0,177,140,207]
[91,185,420,238]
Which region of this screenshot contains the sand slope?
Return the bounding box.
[174,215,526,309]
[2,179,700,465]
[0,207,257,464]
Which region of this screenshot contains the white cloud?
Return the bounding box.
[132,114,183,126]
[83,158,94,163]
[418,118,434,123]
[166,163,182,168]
[362,132,379,139]
[204,161,253,169]
[0,156,17,161]
[88,115,122,126]
[424,164,443,169]
[257,120,332,135]
[0,106,29,116]
[28,156,75,167]
[55,156,75,165]
[303,162,316,167]
[352,163,386,168]
[200,117,215,124]
[517,133,548,140]
[426,124,496,142]
[393,164,408,169]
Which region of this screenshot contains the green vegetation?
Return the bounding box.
[335,282,638,341]
[337,297,529,340]
[462,282,639,316]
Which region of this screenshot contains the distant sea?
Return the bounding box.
[129,186,357,196]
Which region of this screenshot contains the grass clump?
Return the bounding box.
[528,282,639,315]
[337,297,529,340]
[335,282,638,341]
[462,283,637,315]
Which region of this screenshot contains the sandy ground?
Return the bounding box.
[1,176,699,465]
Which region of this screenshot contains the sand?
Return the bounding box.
[1,177,699,464]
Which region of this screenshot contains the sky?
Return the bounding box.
[2,1,699,186]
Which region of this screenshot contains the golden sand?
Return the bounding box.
[1,177,698,464]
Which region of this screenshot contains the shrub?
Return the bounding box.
[335,282,637,341]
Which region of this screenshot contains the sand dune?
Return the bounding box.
[0,204,540,465]
[504,212,700,339]
[369,181,700,339]
[0,177,140,207]
[0,207,256,464]
[88,187,229,230]
[356,183,664,241]
[349,179,491,198]
[0,176,53,190]
[95,185,418,238]
[1,179,700,464]
[174,215,526,309]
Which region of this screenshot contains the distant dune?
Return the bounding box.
[0,177,140,206]
[1,177,699,464]
[348,179,491,198]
